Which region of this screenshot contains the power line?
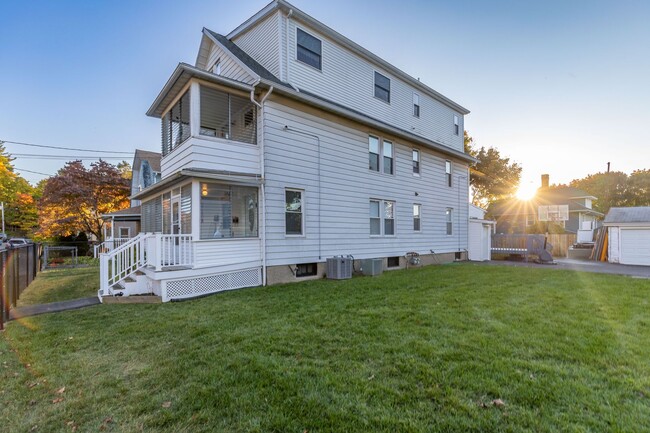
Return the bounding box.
[0,139,134,155]
[11,153,126,160]
[14,167,51,177]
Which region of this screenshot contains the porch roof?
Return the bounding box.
[101,206,142,220]
[131,169,263,200]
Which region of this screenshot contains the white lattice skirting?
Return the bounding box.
[163,267,262,302]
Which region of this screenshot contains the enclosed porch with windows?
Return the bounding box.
[147,64,264,180]
[99,173,263,302]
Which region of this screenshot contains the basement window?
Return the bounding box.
[296,263,318,277]
[387,256,400,268]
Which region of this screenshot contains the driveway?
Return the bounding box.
[479,258,650,278]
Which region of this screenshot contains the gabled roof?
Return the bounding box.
[204,29,288,88]
[537,186,596,201]
[226,0,469,115]
[490,193,604,217]
[133,149,161,173]
[604,207,650,224]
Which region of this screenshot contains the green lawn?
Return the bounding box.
[2,263,650,432]
[17,265,99,306]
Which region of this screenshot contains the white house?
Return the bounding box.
[604,207,650,266]
[99,0,474,302]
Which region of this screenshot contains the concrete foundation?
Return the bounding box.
[265,252,467,285]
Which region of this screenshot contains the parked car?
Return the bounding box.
[0,233,7,243]
[8,238,33,247]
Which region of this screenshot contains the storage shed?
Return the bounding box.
[468,204,495,261]
[604,207,650,266]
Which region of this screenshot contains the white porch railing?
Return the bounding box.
[99,233,194,297]
[146,234,193,271]
[94,237,131,258]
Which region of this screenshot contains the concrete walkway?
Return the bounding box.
[479,258,650,278]
[8,297,100,321]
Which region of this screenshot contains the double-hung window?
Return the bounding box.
[413,93,420,117]
[412,149,420,175]
[369,136,393,175]
[413,204,421,231]
[374,72,390,103]
[446,208,453,235]
[454,115,460,135]
[445,160,452,187]
[297,28,322,70]
[285,189,304,235]
[370,199,395,236]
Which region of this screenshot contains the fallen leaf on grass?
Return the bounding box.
[52,397,64,404]
[492,399,505,407]
[56,387,66,394]
[162,401,171,408]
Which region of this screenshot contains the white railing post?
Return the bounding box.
[100,254,109,297]
[155,233,163,271]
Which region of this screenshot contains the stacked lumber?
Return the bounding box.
[590,227,608,261]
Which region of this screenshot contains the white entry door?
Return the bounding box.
[620,229,650,266]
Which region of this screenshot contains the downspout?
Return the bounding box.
[250,81,274,286]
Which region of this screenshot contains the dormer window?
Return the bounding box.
[212,58,221,75]
[297,28,322,70]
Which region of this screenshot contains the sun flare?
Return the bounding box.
[516,183,537,201]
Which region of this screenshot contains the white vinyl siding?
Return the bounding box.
[285,19,464,152]
[262,99,469,266]
[231,11,282,78]
[205,42,257,84]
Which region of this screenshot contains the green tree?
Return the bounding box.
[569,171,629,214]
[627,169,650,207]
[38,160,130,241]
[465,131,522,208]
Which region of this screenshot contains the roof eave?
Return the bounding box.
[146,63,255,118]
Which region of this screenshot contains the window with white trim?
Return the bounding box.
[413,93,420,117]
[118,227,130,238]
[413,204,421,231]
[454,115,460,135]
[412,149,420,175]
[297,28,322,70]
[445,160,452,187]
[374,72,390,103]
[285,189,304,235]
[370,199,395,236]
[446,208,453,235]
[369,135,394,174]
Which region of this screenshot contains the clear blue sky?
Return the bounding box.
[1,0,649,190]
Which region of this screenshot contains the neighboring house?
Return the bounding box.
[131,149,162,207]
[468,204,494,261]
[604,207,650,266]
[99,0,473,301]
[96,150,161,256]
[490,175,603,242]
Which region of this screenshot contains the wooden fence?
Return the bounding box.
[492,233,576,258]
[0,244,41,330]
[545,234,576,258]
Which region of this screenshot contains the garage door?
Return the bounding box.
[620,229,650,266]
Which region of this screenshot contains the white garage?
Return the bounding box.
[604,207,650,266]
[468,204,495,261]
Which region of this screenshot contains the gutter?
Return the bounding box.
[249,81,275,286]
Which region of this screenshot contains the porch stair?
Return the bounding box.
[99,233,151,301]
